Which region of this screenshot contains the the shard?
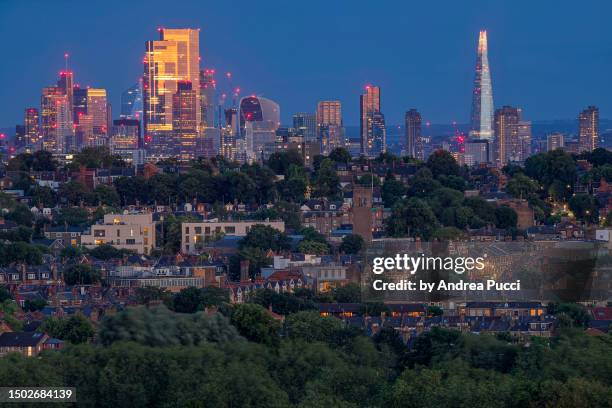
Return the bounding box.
[469,30,494,140]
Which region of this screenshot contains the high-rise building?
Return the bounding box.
[221,107,238,161]
[293,112,317,143]
[57,71,74,121]
[41,87,72,154]
[578,106,599,152]
[199,69,216,128]
[172,81,198,160]
[405,109,423,159]
[470,30,494,141]
[15,125,26,150]
[72,88,109,149]
[494,105,521,167]
[238,96,280,162]
[317,101,344,155]
[360,85,385,156]
[143,28,201,158]
[547,132,564,152]
[24,107,40,148]
[121,81,143,120]
[518,117,532,160]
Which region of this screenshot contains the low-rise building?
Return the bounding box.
[181,220,285,254]
[81,213,156,255]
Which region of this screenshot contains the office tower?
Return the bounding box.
[547,132,564,152]
[518,117,532,160]
[200,69,216,128]
[24,107,40,148]
[197,127,221,159]
[111,119,141,162]
[220,107,238,160]
[57,71,74,120]
[405,109,423,159]
[238,96,280,163]
[120,81,143,120]
[87,89,109,145]
[143,28,201,158]
[360,85,385,156]
[72,88,109,149]
[494,106,521,167]
[293,112,317,144]
[578,106,599,152]
[469,30,494,141]
[172,81,198,160]
[317,101,344,155]
[41,87,72,153]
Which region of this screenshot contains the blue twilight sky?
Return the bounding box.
[0,0,611,127]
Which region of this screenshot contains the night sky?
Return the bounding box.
[0,0,610,127]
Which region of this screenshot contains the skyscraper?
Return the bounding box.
[238,96,280,162]
[41,86,72,153]
[200,69,216,128]
[24,107,40,148]
[172,81,198,160]
[121,81,143,120]
[57,71,74,121]
[470,30,494,141]
[578,106,599,152]
[404,109,422,160]
[518,117,532,160]
[317,101,344,155]
[143,28,201,158]
[293,112,317,142]
[360,85,385,156]
[494,105,521,167]
[111,118,140,162]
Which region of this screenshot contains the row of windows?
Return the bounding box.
[184,225,236,235]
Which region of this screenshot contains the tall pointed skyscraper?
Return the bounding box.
[469,30,494,141]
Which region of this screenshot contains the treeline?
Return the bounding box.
[0,301,610,407]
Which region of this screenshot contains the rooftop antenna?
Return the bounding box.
[64,52,69,72]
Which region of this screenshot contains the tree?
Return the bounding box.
[495,206,518,229]
[39,315,93,344]
[313,158,339,198]
[506,173,540,199]
[5,204,34,227]
[239,224,290,252]
[331,283,361,303]
[387,198,439,239]
[568,194,598,223]
[284,310,344,342]
[230,303,280,345]
[339,234,364,254]
[23,298,47,312]
[328,147,352,164]
[58,181,92,206]
[381,177,407,208]
[426,149,460,178]
[267,150,303,175]
[63,264,101,285]
[89,244,133,260]
[55,207,90,227]
[297,240,329,255]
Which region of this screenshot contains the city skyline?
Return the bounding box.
[1,0,611,128]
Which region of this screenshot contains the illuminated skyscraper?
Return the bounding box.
[360,85,385,156]
[518,116,532,160]
[405,108,423,160]
[24,107,40,148]
[200,69,216,128]
[73,88,109,149]
[121,81,143,120]
[143,28,201,158]
[57,71,74,121]
[293,112,317,142]
[317,101,344,154]
[238,96,280,162]
[41,87,72,153]
[172,81,198,160]
[494,105,521,167]
[470,30,494,141]
[578,106,599,152]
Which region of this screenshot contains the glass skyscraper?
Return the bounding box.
[470,30,494,141]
